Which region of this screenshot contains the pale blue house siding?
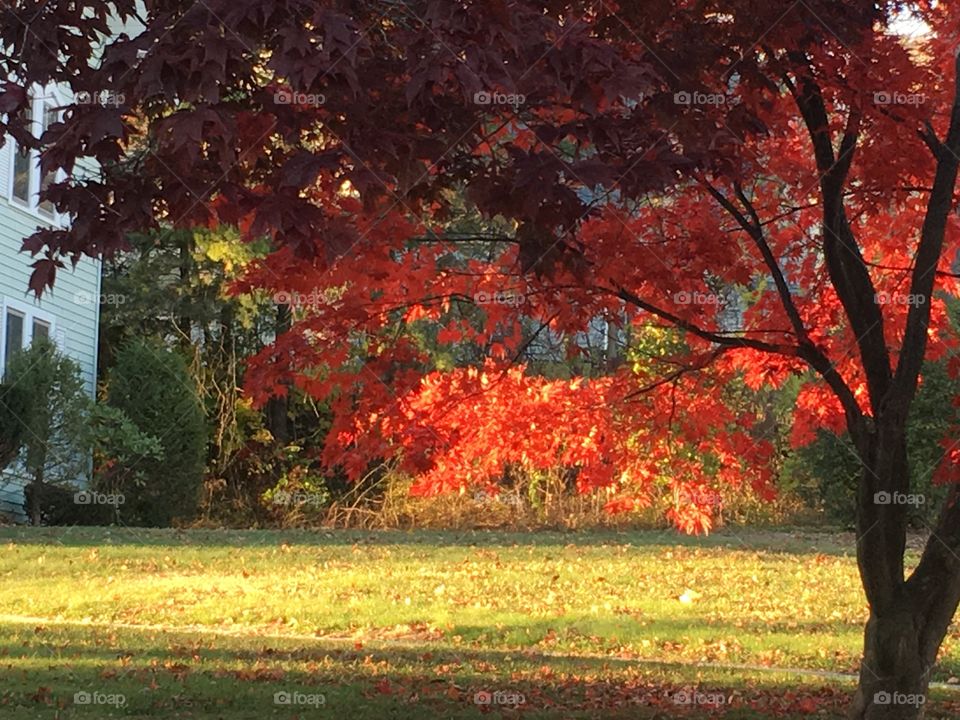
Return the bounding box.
[0,5,144,519]
[0,96,102,518]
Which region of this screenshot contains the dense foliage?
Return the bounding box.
[6,2,960,714]
[0,383,29,472]
[4,340,91,523]
[106,339,206,526]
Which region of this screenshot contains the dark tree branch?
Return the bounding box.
[409,234,517,244]
[700,178,864,432]
[609,284,796,355]
[919,120,943,157]
[701,179,808,340]
[620,347,727,401]
[901,53,960,645]
[783,52,909,611]
[504,311,561,370]
[785,52,892,414]
[891,50,960,416]
[864,259,960,280]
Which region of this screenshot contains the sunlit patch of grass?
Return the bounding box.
[0,527,958,718]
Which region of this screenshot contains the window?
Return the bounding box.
[4,310,23,365]
[11,105,31,203]
[37,102,59,217]
[12,144,31,202]
[0,300,56,374]
[32,318,50,342]
[7,89,63,221]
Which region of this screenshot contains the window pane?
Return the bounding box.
[38,172,55,215]
[12,147,31,202]
[37,104,58,216]
[41,105,58,132]
[32,319,50,343]
[4,311,24,365]
[11,104,33,204]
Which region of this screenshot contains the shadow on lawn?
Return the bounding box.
[0,629,863,720]
[6,620,960,719]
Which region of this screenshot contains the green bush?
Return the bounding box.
[4,339,93,523]
[783,360,957,527]
[22,481,113,526]
[107,340,207,526]
[0,383,29,471]
[85,404,164,519]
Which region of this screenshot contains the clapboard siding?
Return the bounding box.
[0,89,101,520]
[0,200,100,394]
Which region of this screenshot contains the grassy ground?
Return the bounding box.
[1,526,958,718]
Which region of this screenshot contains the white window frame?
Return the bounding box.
[6,83,68,227]
[0,297,58,375]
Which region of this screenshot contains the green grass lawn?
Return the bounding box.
[1,526,959,718]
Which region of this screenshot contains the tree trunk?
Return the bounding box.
[265,304,292,444]
[849,610,931,719]
[29,466,44,526]
[29,488,40,526]
[849,424,960,719]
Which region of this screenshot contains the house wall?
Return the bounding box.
[0,99,102,519]
[0,4,149,520]
[0,139,101,396]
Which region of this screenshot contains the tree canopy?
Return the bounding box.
[4,5,960,713]
[6,0,957,531]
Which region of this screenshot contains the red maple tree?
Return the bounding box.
[4,1,960,716]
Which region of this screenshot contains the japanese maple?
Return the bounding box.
[5,1,960,716]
